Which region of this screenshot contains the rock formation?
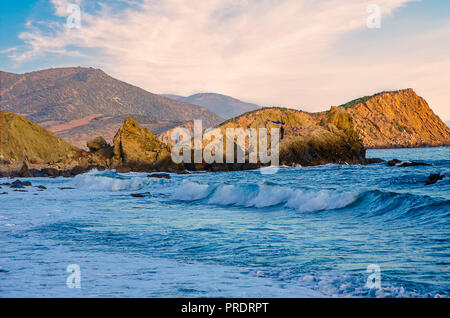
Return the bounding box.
[112,117,174,171]
[217,107,369,166]
[0,110,81,163]
[0,110,108,177]
[342,89,450,148]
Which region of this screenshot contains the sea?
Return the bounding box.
[0,147,449,297]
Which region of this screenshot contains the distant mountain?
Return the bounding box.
[341,89,450,148]
[162,93,260,119]
[0,67,223,148]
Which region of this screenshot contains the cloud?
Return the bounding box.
[6,0,450,120]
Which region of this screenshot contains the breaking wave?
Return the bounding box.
[171,180,358,213]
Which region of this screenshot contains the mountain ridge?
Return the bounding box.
[0,67,223,148]
[162,92,260,119]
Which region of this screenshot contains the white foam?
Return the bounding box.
[171,180,210,201]
[71,170,150,192]
[285,189,357,213]
[172,180,358,213]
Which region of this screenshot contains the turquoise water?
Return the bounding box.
[0,148,449,297]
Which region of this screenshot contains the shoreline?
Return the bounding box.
[1,147,447,179]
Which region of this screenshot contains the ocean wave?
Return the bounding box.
[171,181,358,213]
[71,169,152,191]
[67,170,449,218]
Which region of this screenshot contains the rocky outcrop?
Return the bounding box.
[0,110,109,177]
[342,89,450,148]
[217,107,369,166]
[112,118,174,171]
[0,110,81,163]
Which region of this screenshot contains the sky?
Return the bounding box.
[1,0,449,121]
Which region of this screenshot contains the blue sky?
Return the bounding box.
[1,0,449,120]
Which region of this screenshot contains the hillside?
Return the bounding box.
[0,67,223,148]
[55,115,183,149]
[341,89,450,148]
[215,107,367,166]
[0,110,80,163]
[162,93,260,119]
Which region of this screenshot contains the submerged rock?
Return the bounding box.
[365,158,385,164]
[147,173,171,179]
[388,159,431,167]
[399,161,431,167]
[388,159,402,166]
[10,180,32,188]
[426,173,444,185]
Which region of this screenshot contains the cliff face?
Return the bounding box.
[217,107,367,166]
[0,110,114,177]
[342,89,450,148]
[112,118,173,171]
[0,110,80,163]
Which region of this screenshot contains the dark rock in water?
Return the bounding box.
[36,185,47,190]
[10,180,32,188]
[69,166,88,176]
[388,159,402,166]
[388,159,431,167]
[176,170,191,175]
[147,173,171,179]
[131,193,145,198]
[0,192,8,195]
[365,158,385,164]
[59,187,75,190]
[426,173,444,185]
[399,161,431,167]
[41,168,60,177]
[13,189,28,192]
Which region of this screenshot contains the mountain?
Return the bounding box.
[0,67,223,148]
[162,93,260,119]
[340,89,450,148]
[0,110,80,163]
[446,120,450,128]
